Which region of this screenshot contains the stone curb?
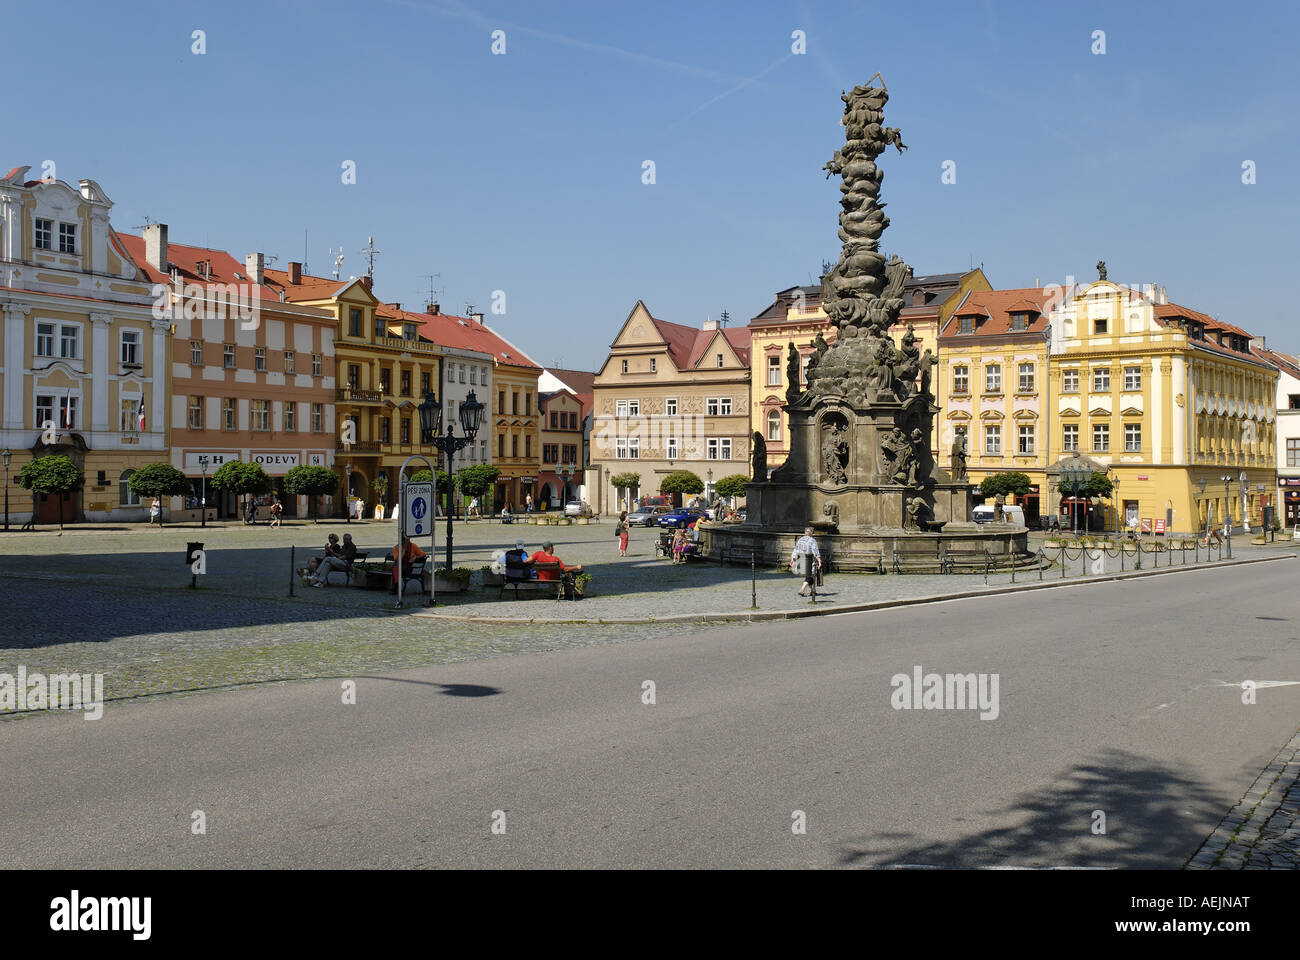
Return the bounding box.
[1185,722,1300,870]
[411,553,1296,625]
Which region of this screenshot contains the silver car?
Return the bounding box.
[627,506,669,526]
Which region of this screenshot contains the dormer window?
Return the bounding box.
[1010,313,1027,331]
[959,316,973,334]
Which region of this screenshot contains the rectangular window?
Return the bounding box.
[526,435,532,458]
[512,435,519,458]
[959,316,973,334]
[1063,424,1079,452]
[1018,425,1034,455]
[222,398,235,431]
[1062,369,1079,393]
[716,353,724,368]
[768,356,781,386]
[985,364,1002,393]
[223,343,235,369]
[707,398,719,416]
[498,433,505,458]
[190,339,203,365]
[628,436,638,459]
[381,418,392,443]
[666,437,679,459]
[1093,368,1110,392]
[1010,314,1026,332]
[254,347,266,372]
[615,399,640,417]
[36,395,54,428]
[400,418,411,444]
[400,370,411,396]
[1288,438,1300,467]
[720,438,732,460]
[251,399,270,431]
[375,317,386,340]
[952,366,969,394]
[1124,366,1142,391]
[543,444,557,463]
[984,425,1001,454]
[1017,362,1034,393]
[550,411,558,429]
[311,403,323,432]
[469,366,477,385]
[1093,423,1110,452]
[284,350,295,374]
[58,222,77,253]
[120,330,141,366]
[284,403,296,432]
[1124,423,1141,451]
[650,358,657,373]
[421,372,431,395]
[707,438,732,460]
[349,309,362,337]
[512,392,518,414]
[459,365,466,384]
[188,396,203,430]
[60,325,79,359]
[34,218,52,249]
[36,322,55,357]
[1094,317,1108,335]
[525,393,531,415]
[616,438,628,459]
[380,369,391,394]
[405,324,418,341]
[312,354,322,377]
[665,398,677,416]
[621,359,628,374]
[498,390,505,412]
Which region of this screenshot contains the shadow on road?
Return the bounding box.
[836,749,1225,869]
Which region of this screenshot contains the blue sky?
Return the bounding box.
[9,0,1298,369]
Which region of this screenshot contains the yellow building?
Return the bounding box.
[938,287,1054,523]
[592,301,752,514]
[1045,278,1276,533]
[0,170,170,523]
[748,268,989,468]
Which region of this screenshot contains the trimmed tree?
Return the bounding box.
[458,464,500,514]
[17,454,81,530]
[715,473,750,500]
[127,463,190,525]
[660,470,704,497]
[610,471,641,510]
[1083,471,1113,499]
[210,460,272,520]
[979,471,1033,499]
[283,464,340,522]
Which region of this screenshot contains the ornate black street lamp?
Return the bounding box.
[419,390,484,569]
[1108,466,1121,535]
[1060,461,1090,534]
[198,456,209,528]
[1221,473,1233,558]
[2,448,10,532]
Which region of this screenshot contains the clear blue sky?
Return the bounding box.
[9,0,1298,369]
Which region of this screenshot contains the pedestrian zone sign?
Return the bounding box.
[404,482,433,537]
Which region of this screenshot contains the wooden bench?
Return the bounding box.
[500,557,569,600]
[312,551,368,586]
[656,530,701,562]
[354,554,425,591]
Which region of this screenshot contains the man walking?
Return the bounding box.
[791,526,822,598]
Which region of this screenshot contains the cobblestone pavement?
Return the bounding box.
[0,518,1292,708]
[1187,723,1300,870]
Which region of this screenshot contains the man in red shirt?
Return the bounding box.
[528,540,581,581]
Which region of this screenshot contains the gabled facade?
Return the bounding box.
[0,169,168,523]
[1254,344,1300,526]
[538,388,584,508]
[591,301,751,514]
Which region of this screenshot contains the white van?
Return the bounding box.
[1001,504,1025,526]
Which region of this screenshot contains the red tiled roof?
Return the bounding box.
[941,287,1052,337]
[116,233,287,303]
[378,303,541,369]
[263,267,354,302]
[574,391,594,419]
[647,315,751,369]
[546,367,596,395]
[1255,347,1300,380]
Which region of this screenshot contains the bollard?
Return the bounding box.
[1037,549,1044,580]
[1060,546,1067,579]
[751,548,757,610]
[289,544,296,597]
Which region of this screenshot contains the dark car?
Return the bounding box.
[627,506,669,526]
[656,508,707,530]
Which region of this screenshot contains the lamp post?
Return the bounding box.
[707,467,713,511]
[1108,467,1121,536]
[1060,461,1089,535]
[2,448,10,532]
[1222,473,1233,558]
[559,462,572,511]
[419,389,483,570]
[197,456,209,529]
[345,462,353,524]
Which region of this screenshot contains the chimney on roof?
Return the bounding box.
[287,261,302,284]
[469,311,484,325]
[427,302,440,315]
[245,252,265,285]
[360,275,373,290]
[1157,284,1168,305]
[1251,335,1267,351]
[702,315,718,331]
[143,223,168,272]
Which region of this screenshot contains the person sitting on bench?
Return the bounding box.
[529,540,580,581]
[390,535,426,593]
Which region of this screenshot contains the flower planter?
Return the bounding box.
[433,574,470,593]
[576,517,589,525]
[482,572,505,587]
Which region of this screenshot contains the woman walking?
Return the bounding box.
[617,510,630,557]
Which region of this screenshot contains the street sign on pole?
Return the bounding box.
[403,482,433,537]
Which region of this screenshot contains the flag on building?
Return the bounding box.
[137,396,146,431]
[64,392,73,427]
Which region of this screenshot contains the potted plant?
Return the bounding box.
[574,572,593,598]
[433,567,474,593]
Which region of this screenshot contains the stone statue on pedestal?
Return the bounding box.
[752,431,768,483]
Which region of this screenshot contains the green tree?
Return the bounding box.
[610,471,641,510]
[457,464,500,499]
[283,465,340,522]
[409,469,453,495]
[1083,471,1113,498]
[372,473,389,507]
[715,473,750,500]
[660,470,704,497]
[127,463,190,526]
[17,454,80,530]
[979,471,1034,499]
[210,460,271,520]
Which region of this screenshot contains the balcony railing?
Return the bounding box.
[337,387,383,403]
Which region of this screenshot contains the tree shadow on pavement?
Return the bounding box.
[836,749,1226,869]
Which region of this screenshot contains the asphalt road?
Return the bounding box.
[3,559,1298,869]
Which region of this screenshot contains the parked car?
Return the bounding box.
[656,507,707,530]
[640,495,671,511]
[563,500,593,518]
[627,505,669,526]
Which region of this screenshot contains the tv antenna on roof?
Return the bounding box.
[329,247,344,280]
[134,215,154,230]
[719,310,731,328]
[360,236,381,279]
[422,273,443,307]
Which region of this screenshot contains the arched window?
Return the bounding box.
[766,409,781,442]
[119,469,139,506]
